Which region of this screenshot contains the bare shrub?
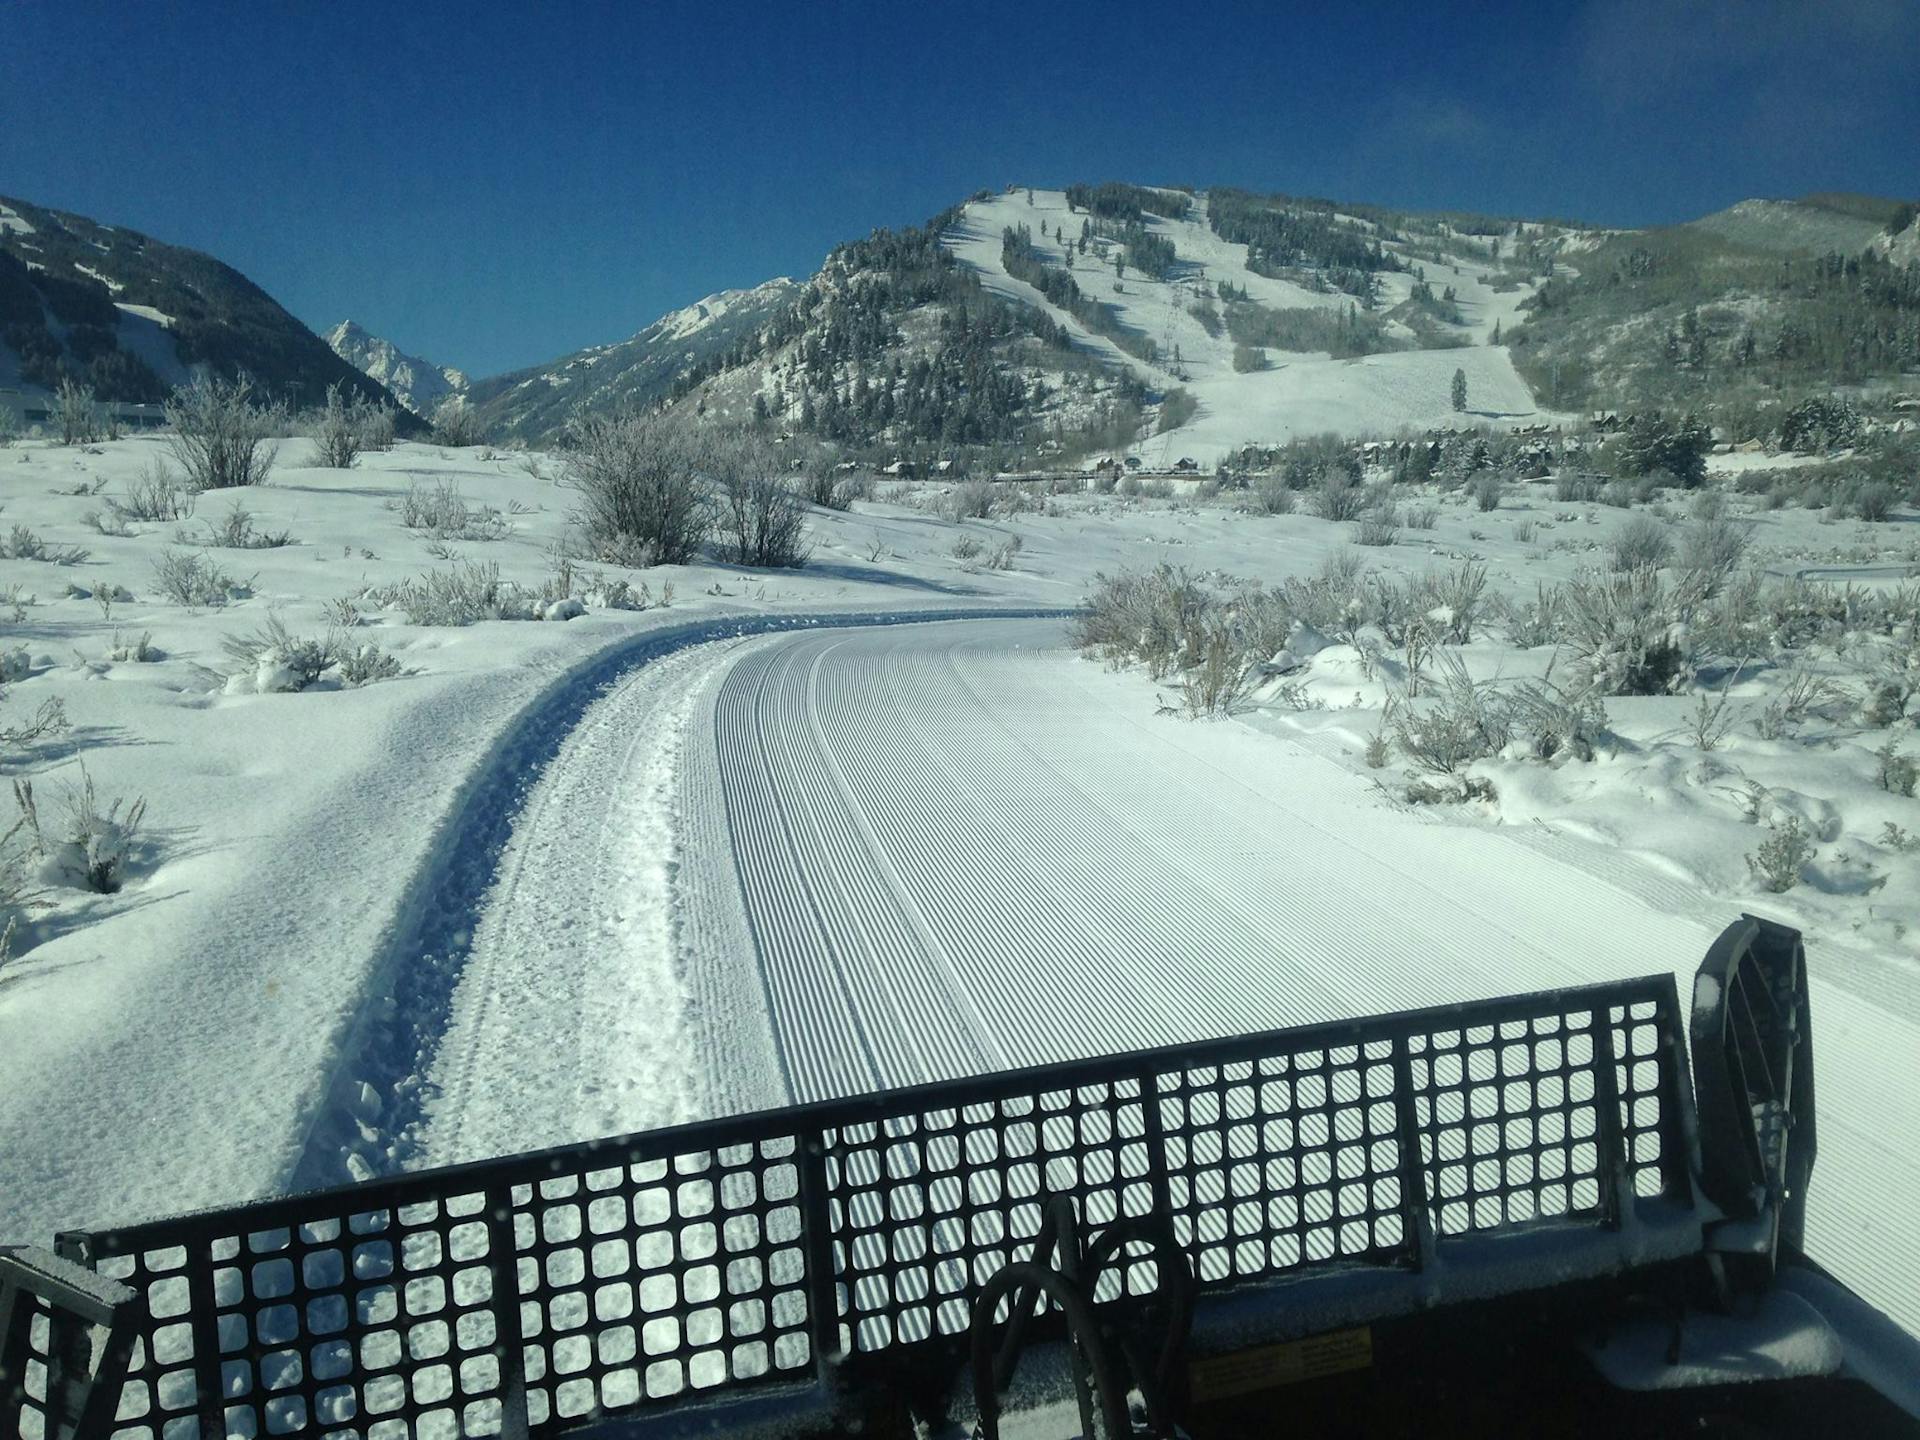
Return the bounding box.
[336,641,404,687]
[1554,472,1602,502]
[1312,468,1366,521]
[311,382,367,468]
[1607,514,1672,572]
[56,378,101,446]
[951,534,984,560]
[1746,815,1814,893]
[400,479,508,541]
[12,769,146,894]
[0,527,89,565]
[1355,511,1399,546]
[1404,503,1439,530]
[1877,738,1918,797]
[166,374,278,489]
[1250,474,1293,515]
[356,400,398,452]
[1558,567,1693,695]
[1471,473,1503,512]
[153,548,248,607]
[562,410,711,565]
[82,506,135,537]
[202,502,292,549]
[715,442,810,567]
[430,396,486,447]
[116,461,196,521]
[1390,652,1510,774]
[222,615,336,692]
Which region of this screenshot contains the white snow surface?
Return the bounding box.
[0,435,1916,1345]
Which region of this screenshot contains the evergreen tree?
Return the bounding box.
[1451,368,1468,413]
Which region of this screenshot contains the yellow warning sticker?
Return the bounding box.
[1187,1326,1374,1401]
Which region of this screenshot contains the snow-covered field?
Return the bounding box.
[1,433,1916,1342]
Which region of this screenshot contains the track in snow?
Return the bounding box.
[416,614,1916,1339]
[681,617,1919,1339]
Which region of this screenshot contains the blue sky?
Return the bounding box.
[3,0,1915,377]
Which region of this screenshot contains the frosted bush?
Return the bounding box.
[1355,511,1399,546]
[201,502,292,549]
[0,647,28,684]
[1679,516,1750,598]
[1878,739,1918,797]
[222,616,335,693]
[153,548,249,607]
[1250,474,1293,515]
[1414,560,1489,644]
[400,479,509,541]
[366,560,529,626]
[0,526,89,565]
[1179,616,1255,717]
[1073,565,1215,679]
[1508,673,1610,762]
[107,630,160,663]
[115,462,195,521]
[1390,652,1511,775]
[1499,582,1561,648]
[334,641,403,687]
[1312,469,1366,521]
[1557,566,1695,695]
[165,374,278,490]
[311,382,366,469]
[11,770,147,894]
[562,410,711,564]
[1746,816,1814,894]
[1607,515,1672,572]
[943,479,996,520]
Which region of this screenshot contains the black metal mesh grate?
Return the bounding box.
[6,1290,53,1440]
[1410,1011,1607,1235]
[1159,1042,1408,1284]
[509,1139,813,1429]
[822,1079,1159,1352]
[55,975,1695,1438]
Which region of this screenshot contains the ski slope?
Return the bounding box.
[941,188,1552,463]
[420,615,1917,1339]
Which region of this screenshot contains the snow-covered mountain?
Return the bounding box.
[673,182,1918,463]
[462,278,802,443]
[324,320,468,419]
[0,192,403,416]
[674,184,1576,466]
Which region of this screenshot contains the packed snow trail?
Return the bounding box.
[682,618,1918,1337]
[413,615,1915,1338]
